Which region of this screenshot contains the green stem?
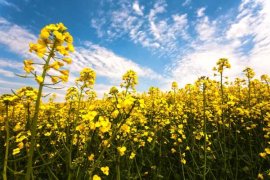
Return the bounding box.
[68,88,83,180]
[116,156,121,180]
[134,157,142,180]
[25,42,56,180]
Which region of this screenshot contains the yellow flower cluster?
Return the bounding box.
[76,67,96,89]
[120,70,138,92]
[23,23,74,84]
[213,58,231,73]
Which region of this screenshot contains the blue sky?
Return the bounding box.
[0,0,270,99]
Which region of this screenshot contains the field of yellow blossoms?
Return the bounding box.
[1,23,270,180]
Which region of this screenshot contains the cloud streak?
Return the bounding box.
[91,0,189,57]
[167,0,270,87]
[0,0,21,11]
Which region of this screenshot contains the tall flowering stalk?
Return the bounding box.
[243,67,255,177]
[120,70,138,96]
[89,70,139,179]
[24,23,74,180]
[66,68,96,180]
[213,58,231,176]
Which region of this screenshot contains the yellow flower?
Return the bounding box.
[121,124,130,133]
[62,57,72,64]
[24,59,34,66]
[40,28,50,39]
[75,124,85,132]
[111,110,119,118]
[129,152,136,159]
[92,175,101,180]
[51,76,59,84]
[265,148,270,154]
[50,61,64,70]
[88,154,94,161]
[147,137,153,143]
[120,70,138,90]
[59,75,69,83]
[12,148,20,155]
[46,24,58,31]
[101,166,109,176]
[18,142,24,149]
[117,146,126,156]
[57,22,67,31]
[53,30,65,41]
[181,158,186,164]
[35,76,43,84]
[14,123,22,131]
[259,152,267,158]
[59,69,69,76]
[258,173,264,180]
[16,135,27,142]
[23,59,35,73]
[44,132,52,136]
[172,81,178,90]
[67,43,75,52]
[243,67,255,79]
[29,43,46,57]
[56,45,68,55]
[64,32,73,43]
[215,58,231,73]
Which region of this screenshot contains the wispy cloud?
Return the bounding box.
[91,0,189,57]
[132,1,144,16]
[167,0,270,87]
[0,58,22,70]
[0,68,15,77]
[0,0,21,11]
[196,7,206,17]
[195,16,216,41]
[0,17,36,57]
[182,0,192,7]
[71,41,164,82]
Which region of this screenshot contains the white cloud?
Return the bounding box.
[226,14,254,39]
[182,0,191,7]
[168,0,270,87]
[91,0,189,57]
[0,58,22,70]
[168,44,245,87]
[71,42,164,81]
[149,0,167,21]
[0,0,21,11]
[195,16,216,41]
[0,17,36,57]
[0,68,15,77]
[91,18,106,38]
[0,78,28,86]
[197,7,206,17]
[133,1,144,16]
